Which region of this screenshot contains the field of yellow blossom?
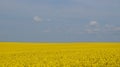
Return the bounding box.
[0,42,120,67]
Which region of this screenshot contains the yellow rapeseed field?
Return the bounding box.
[0,42,120,67]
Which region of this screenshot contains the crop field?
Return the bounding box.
[0,42,120,67]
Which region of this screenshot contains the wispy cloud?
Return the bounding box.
[85,28,100,34]
[89,21,99,27]
[0,0,120,41]
[33,16,42,22]
[84,21,101,34]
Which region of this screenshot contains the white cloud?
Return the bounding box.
[105,24,114,28]
[103,24,113,32]
[85,28,100,34]
[103,24,120,32]
[85,21,120,34]
[89,21,98,26]
[84,21,100,34]
[33,16,42,22]
[85,21,99,28]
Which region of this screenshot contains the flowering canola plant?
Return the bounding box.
[0,42,120,67]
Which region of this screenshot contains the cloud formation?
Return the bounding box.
[84,21,100,34]
[33,16,42,22]
[89,21,98,27]
[0,0,120,41]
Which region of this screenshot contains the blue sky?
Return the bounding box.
[0,0,120,42]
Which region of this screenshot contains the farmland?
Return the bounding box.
[0,42,120,67]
